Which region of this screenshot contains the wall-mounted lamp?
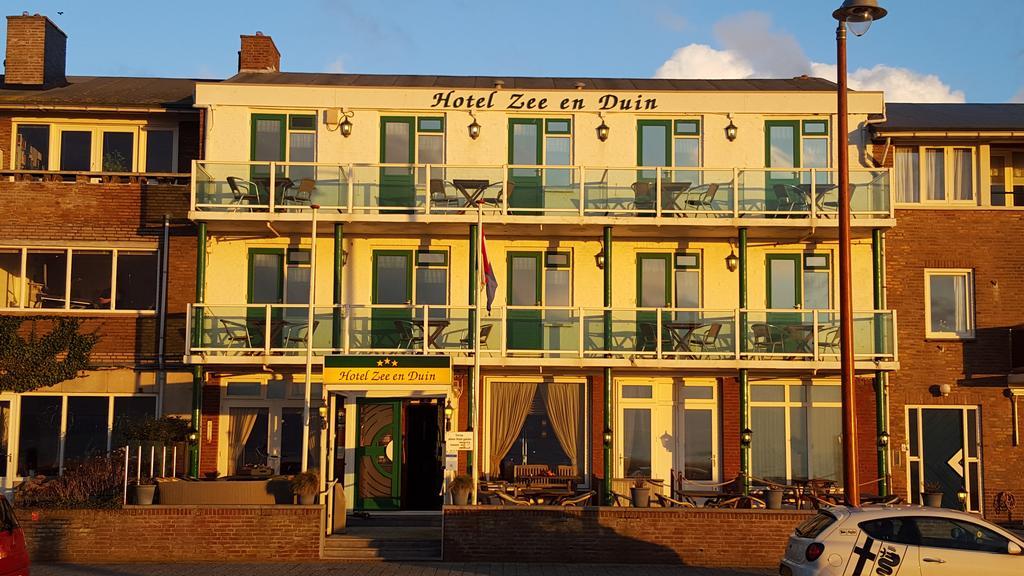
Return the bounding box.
[187,431,198,443]
[725,248,739,273]
[318,405,329,430]
[595,249,606,270]
[340,116,353,138]
[740,428,753,447]
[877,430,890,448]
[939,383,952,397]
[341,249,349,266]
[725,115,738,142]
[602,428,613,445]
[596,113,610,142]
[468,111,481,140]
[444,399,454,431]
[956,487,968,510]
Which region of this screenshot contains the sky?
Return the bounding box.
[4,0,1023,103]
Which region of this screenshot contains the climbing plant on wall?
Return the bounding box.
[0,316,97,393]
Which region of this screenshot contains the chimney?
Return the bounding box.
[238,32,280,73]
[4,13,67,86]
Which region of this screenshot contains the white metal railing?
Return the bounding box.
[185,304,897,363]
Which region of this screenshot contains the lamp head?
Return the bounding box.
[596,120,610,142]
[468,112,482,140]
[725,250,739,273]
[878,430,890,447]
[833,0,887,36]
[725,119,738,142]
[339,117,353,137]
[595,250,605,270]
[740,428,753,446]
[602,428,613,445]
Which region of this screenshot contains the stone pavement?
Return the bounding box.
[33,563,775,576]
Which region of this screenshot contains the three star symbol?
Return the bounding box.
[376,357,399,367]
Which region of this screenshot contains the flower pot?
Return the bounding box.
[452,489,470,506]
[631,487,651,508]
[766,489,784,510]
[134,484,156,506]
[299,493,316,505]
[923,492,944,508]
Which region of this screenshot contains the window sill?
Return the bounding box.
[0,308,157,317]
[924,336,975,342]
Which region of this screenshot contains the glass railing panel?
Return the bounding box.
[479,308,504,354]
[850,169,891,218]
[502,166,580,216]
[265,164,349,212]
[346,305,424,351]
[427,165,506,213]
[417,306,473,352]
[195,305,266,352]
[738,169,816,218]
[349,165,426,213]
[740,310,816,359]
[582,167,651,217]
[659,169,735,218]
[194,162,272,211]
[504,306,580,355]
[658,309,737,358]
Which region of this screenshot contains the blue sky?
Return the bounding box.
[5,0,1023,102]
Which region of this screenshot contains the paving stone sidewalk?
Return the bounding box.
[32,563,775,576]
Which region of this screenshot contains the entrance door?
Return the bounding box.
[765,121,801,212]
[907,407,982,512]
[766,254,803,329]
[403,401,443,510]
[247,249,284,348]
[251,114,286,202]
[355,399,402,510]
[326,393,347,533]
[507,252,542,350]
[380,117,416,210]
[636,253,671,351]
[620,407,652,478]
[371,250,413,349]
[509,119,542,213]
[675,384,719,485]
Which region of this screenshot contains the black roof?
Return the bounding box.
[223,71,840,92]
[0,76,206,110]
[876,103,1024,132]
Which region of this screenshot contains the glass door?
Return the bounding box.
[620,407,652,478]
[380,117,416,210]
[766,254,802,330]
[765,120,801,212]
[637,120,671,214]
[507,252,542,350]
[371,250,413,349]
[355,399,402,510]
[250,114,286,202]
[636,253,671,351]
[674,384,718,485]
[907,407,982,512]
[326,393,347,533]
[247,249,284,348]
[508,119,543,213]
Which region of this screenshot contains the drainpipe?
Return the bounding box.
[738,228,750,495]
[468,223,478,477]
[189,222,207,478]
[332,224,344,350]
[156,215,170,416]
[872,228,890,496]
[602,225,612,506]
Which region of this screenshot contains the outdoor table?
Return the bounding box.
[782,324,815,355]
[665,321,702,352]
[425,319,451,348]
[661,182,691,212]
[797,183,839,213]
[452,179,493,206]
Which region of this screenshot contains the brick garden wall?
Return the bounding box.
[19,506,321,563]
[443,506,811,567]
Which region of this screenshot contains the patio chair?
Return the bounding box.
[610,491,633,507]
[283,320,319,349]
[638,322,659,352]
[394,320,423,349]
[558,490,596,507]
[654,492,696,508]
[226,176,260,210]
[556,465,578,478]
[687,323,723,354]
[684,183,720,216]
[514,464,550,484]
[429,178,461,209]
[460,323,493,349]
[817,325,840,357]
[218,319,253,349]
[478,180,509,210]
[749,323,784,355]
[630,181,655,214]
[283,178,316,206]
[493,491,532,506]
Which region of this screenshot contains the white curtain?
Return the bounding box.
[953,149,973,201]
[489,382,538,473]
[894,147,919,203]
[925,148,945,200]
[229,408,261,474]
[543,383,580,469]
[952,275,968,333]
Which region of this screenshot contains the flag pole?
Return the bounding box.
[472,202,483,505]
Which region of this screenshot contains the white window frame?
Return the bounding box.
[895,145,978,206]
[11,120,179,174]
[904,405,983,513]
[924,268,975,339]
[0,245,159,312]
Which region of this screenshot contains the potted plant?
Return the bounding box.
[922,482,944,508]
[630,476,651,508]
[131,477,157,505]
[448,475,473,506]
[291,470,319,505]
[765,486,785,510]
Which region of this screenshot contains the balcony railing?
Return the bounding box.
[191,161,892,221]
[185,304,897,364]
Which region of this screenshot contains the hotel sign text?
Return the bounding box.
[324,355,452,386]
[430,90,658,111]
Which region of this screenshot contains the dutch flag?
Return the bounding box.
[481,229,497,312]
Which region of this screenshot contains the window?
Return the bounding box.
[15,125,49,170]
[228,407,270,475]
[801,121,830,185]
[638,119,702,184]
[803,254,831,310]
[251,113,318,181]
[765,120,832,198]
[144,129,175,173]
[415,250,449,319]
[4,247,157,311]
[914,517,1010,553]
[102,132,134,172]
[895,145,976,204]
[990,150,1024,207]
[59,130,91,172]
[63,397,110,463]
[925,270,974,338]
[751,382,842,485]
[859,517,918,545]
[416,117,445,186]
[17,396,62,476]
[674,252,701,322]
[544,251,572,309]
[544,119,573,187]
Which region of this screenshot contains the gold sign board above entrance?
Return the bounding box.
[323,355,452,386]
[429,90,658,111]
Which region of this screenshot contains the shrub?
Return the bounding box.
[291,470,319,496]
[16,451,124,509]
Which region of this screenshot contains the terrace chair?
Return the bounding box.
[394,320,423,350]
[227,176,261,211]
[429,178,461,209]
[556,465,578,478]
[460,323,493,349]
[283,320,319,349]
[283,178,316,206]
[638,322,659,352]
[817,325,840,357]
[654,492,696,508]
[218,319,253,349]
[514,464,550,484]
[749,323,784,355]
[558,490,596,507]
[630,181,655,214]
[478,180,510,211]
[684,183,720,216]
[610,491,633,507]
[493,491,533,506]
[687,323,723,355]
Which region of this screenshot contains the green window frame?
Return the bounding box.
[250,114,287,162]
[545,119,572,135]
[288,114,316,131]
[636,253,672,307]
[674,120,701,135]
[247,247,285,304]
[764,120,802,169]
[371,250,414,305]
[286,248,311,266]
[544,251,571,269]
[415,249,448,267]
[417,117,445,133]
[802,120,829,136]
[804,253,830,270]
[674,252,701,270]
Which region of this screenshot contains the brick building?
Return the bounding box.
[871,104,1024,517]
[0,14,202,483]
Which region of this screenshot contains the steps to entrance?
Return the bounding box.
[325,514,442,561]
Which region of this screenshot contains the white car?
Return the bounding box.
[779,505,1024,575]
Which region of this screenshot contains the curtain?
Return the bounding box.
[543,383,580,469]
[229,408,260,474]
[925,148,945,200]
[952,274,968,333]
[894,147,919,203]
[489,382,538,473]
[953,148,973,201]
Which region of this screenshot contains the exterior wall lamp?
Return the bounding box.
[602,428,613,445]
[740,428,753,447]
[595,249,606,270]
[468,111,481,140]
[444,399,454,432]
[339,116,353,138]
[939,383,952,397]
[596,113,610,142]
[317,405,329,430]
[877,430,890,448]
[956,487,968,511]
[725,115,738,142]
[725,247,739,272]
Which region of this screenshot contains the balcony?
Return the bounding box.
[190,162,893,237]
[184,304,897,371]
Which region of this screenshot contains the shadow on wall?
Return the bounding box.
[957,326,1015,385]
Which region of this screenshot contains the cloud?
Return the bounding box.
[325,58,345,74]
[655,44,753,79]
[654,11,965,102]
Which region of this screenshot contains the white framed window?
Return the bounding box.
[13,121,178,173]
[894,145,976,205]
[925,269,975,339]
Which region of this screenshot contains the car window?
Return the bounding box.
[913,517,1009,553]
[860,517,919,545]
[796,511,837,538]
[0,495,18,532]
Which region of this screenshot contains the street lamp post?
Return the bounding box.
[833,0,887,508]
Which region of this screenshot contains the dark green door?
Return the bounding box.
[371,250,413,349]
[766,254,803,351]
[380,117,416,211]
[765,121,801,213]
[250,114,286,204]
[637,121,671,215]
[636,253,671,351]
[355,399,402,510]
[507,252,542,350]
[509,118,542,214]
[247,248,284,348]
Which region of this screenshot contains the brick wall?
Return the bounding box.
[238,34,280,73]
[4,15,66,86]
[443,506,811,567]
[19,505,320,562]
[590,373,605,488]
[886,208,1024,517]
[200,379,221,476]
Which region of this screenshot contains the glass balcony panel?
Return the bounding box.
[265,164,349,212]
[346,305,422,351]
[582,167,652,216]
[849,169,891,218]
[741,310,816,359]
[194,162,272,211]
[428,165,506,213]
[196,305,265,352]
